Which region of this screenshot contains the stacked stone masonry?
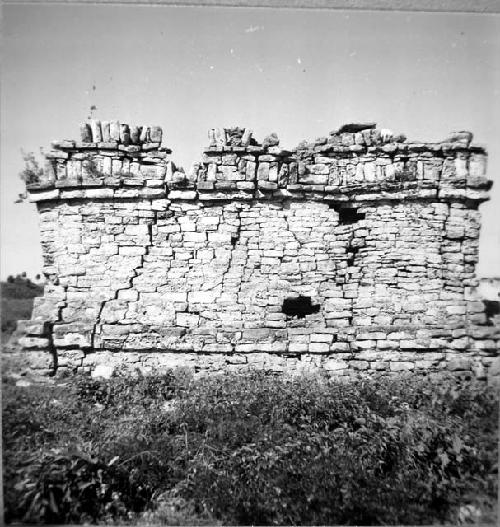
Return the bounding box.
[14,120,500,379]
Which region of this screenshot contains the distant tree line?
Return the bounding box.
[6,272,41,284]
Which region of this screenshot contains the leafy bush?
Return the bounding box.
[19,150,44,184]
[171,374,498,525]
[10,449,150,524]
[2,372,498,525]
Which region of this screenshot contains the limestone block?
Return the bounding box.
[16,320,47,336]
[84,188,114,199]
[145,179,164,188]
[110,120,120,141]
[101,157,112,176]
[262,133,279,148]
[114,188,139,198]
[14,350,53,370]
[101,121,111,142]
[309,342,329,353]
[349,360,369,370]
[90,120,103,143]
[188,291,217,303]
[463,188,489,201]
[241,128,253,146]
[120,124,130,145]
[91,364,115,379]
[56,163,68,181]
[390,362,415,371]
[169,190,197,200]
[340,133,354,146]
[469,153,487,177]
[176,313,200,327]
[258,181,277,191]
[447,358,471,371]
[18,336,50,349]
[124,224,149,236]
[80,123,93,143]
[184,231,207,243]
[130,126,141,144]
[57,349,85,368]
[364,162,376,182]
[305,173,329,186]
[150,126,163,143]
[111,159,123,175]
[208,129,217,146]
[53,324,92,348]
[139,188,165,199]
[29,189,60,202]
[208,232,231,244]
[119,246,146,256]
[257,162,269,180]
[207,163,217,181]
[140,126,150,143]
[269,162,279,182]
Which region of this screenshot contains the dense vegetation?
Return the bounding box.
[1,275,43,337]
[3,371,497,525]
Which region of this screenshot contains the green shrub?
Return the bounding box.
[19,151,44,184]
[3,372,497,525]
[170,374,497,525]
[8,449,150,524]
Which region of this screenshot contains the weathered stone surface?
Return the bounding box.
[150,126,163,143]
[18,121,498,378]
[110,120,120,141]
[337,123,377,134]
[90,120,103,143]
[262,133,279,148]
[101,121,111,142]
[91,364,115,379]
[80,123,92,143]
[120,123,130,145]
[130,126,141,144]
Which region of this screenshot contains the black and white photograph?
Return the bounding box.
[1,1,499,524]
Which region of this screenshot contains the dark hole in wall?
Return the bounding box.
[231,236,238,247]
[282,296,320,318]
[465,199,481,211]
[347,246,360,266]
[329,204,366,225]
[394,157,417,182]
[484,300,500,325]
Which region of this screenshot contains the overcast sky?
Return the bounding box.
[1,5,499,279]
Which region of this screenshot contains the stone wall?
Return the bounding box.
[12,120,500,379]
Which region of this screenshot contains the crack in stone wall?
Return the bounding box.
[92,210,157,353]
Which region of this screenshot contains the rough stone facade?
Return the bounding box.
[12,120,500,379]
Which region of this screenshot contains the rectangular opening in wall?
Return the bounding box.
[329,204,366,225]
[282,296,320,318]
[484,300,500,326]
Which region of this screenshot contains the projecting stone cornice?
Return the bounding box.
[25,120,491,205]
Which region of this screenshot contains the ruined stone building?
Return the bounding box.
[12,120,500,379]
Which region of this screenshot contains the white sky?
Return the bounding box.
[1,5,499,278]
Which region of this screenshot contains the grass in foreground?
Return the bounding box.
[2,370,498,525]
